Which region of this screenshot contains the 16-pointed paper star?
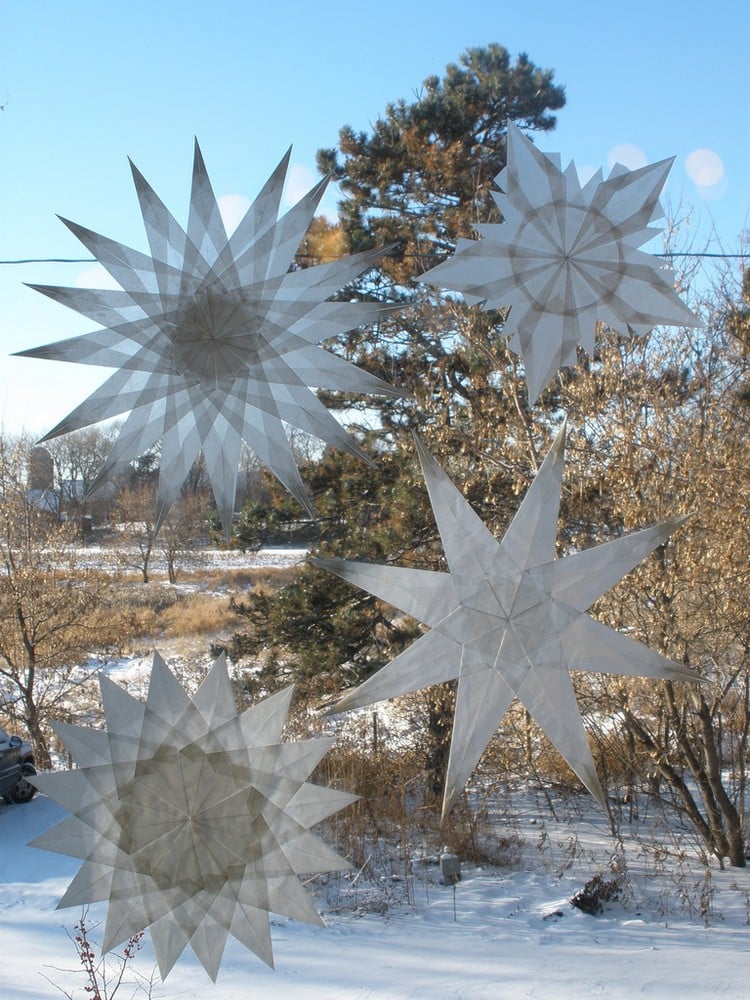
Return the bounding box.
[421,122,698,402]
[30,652,355,981]
[313,424,696,817]
[16,144,401,534]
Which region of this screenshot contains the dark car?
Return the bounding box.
[0,725,36,804]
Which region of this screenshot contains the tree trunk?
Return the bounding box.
[141,545,151,584]
[20,661,51,770]
[424,684,455,804]
[622,689,746,868]
[24,697,51,771]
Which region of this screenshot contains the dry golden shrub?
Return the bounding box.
[313,712,523,871]
[157,592,245,638]
[98,565,300,649]
[178,565,299,593]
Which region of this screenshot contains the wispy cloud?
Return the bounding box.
[685,148,726,200]
[607,143,647,171]
[218,193,252,235]
[74,264,121,290]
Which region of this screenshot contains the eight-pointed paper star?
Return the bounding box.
[16,143,402,535]
[30,652,356,981]
[420,122,699,402]
[313,424,697,818]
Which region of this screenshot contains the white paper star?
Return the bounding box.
[313,424,696,817]
[30,652,355,981]
[16,144,401,534]
[420,122,698,401]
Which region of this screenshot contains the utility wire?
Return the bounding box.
[1,251,748,265]
[0,258,96,264]
[660,252,748,259]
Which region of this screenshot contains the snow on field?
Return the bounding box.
[3,789,750,1000]
[3,546,750,998]
[71,544,309,574]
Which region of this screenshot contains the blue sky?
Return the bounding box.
[2,0,748,437]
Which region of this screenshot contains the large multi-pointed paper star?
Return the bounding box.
[313,425,696,817]
[16,144,401,534]
[30,652,355,981]
[421,122,698,402]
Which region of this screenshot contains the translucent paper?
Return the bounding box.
[31,653,355,980]
[17,144,401,534]
[421,123,698,401]
[314,425,696,817]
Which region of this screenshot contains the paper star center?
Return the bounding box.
[510,204,626,315]
[449,572,575,688]
[116,746,273,892]
[166,286,266,389]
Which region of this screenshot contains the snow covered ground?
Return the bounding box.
[3,548,750,998]
[69,543,309,575]
[3,789,750,999]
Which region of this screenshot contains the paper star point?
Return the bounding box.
[17,144,402,535]
[31,652,355,981]
[421,122,699,401]
[314,424,696,818]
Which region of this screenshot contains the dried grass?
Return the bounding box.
[157,593,245,638]
[98,565,298,648]
[313,712,525,874]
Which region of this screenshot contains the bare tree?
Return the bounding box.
[0,436,113,767]
[159,494,209,584]
[44,425,120,523]
[559,262,750,866]
[111,483,159,584]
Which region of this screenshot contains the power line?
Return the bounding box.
[661,252,748,259]
[0,251,747,266]
[0,258,96,264]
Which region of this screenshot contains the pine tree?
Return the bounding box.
[229,45,567,794]
[231,43,568,677]
[228,49,750,861]
[313,44,567,458]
